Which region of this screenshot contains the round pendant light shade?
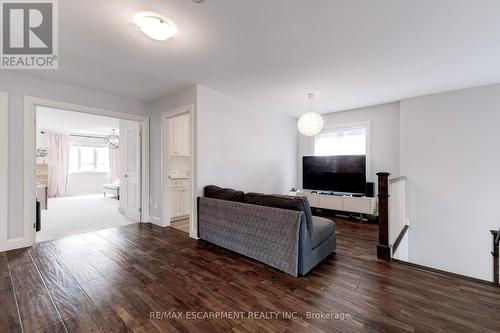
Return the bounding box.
[297,92,324,136]
[297,112,324,136]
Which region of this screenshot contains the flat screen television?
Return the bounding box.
[302,155,367,194]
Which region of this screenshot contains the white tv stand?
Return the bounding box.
[302,190,377,218]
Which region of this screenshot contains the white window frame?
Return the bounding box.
[313,121,371,179]
[69,145,109,174]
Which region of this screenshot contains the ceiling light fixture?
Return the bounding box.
[297,93,324,136]
[133,12,177,41]
[104,129,120,149]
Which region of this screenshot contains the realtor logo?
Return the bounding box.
[1,0,58,69]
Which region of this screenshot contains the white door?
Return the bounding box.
[120,120,141,221]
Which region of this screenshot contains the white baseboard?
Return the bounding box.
[6,237,33,251]
[189,230,199,239]
[149,215,164,227]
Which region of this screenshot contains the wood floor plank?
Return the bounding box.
[28,242,114,333]
[46,237,103,284]
[30,321,66,333]
[2,217,500,332]
[0,252,23,332]
[6,249,61,332]
[79,274,164,333]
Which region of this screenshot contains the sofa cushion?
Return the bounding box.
[311,217,335,248]
[204,185,244,202]
[243,193,314,234]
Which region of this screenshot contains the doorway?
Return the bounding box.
[23,97,150,246]
[35,108,144,241]
[161,105,195,237]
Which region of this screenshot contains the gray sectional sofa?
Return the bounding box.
[198,186,336,276]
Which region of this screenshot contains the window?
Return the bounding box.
[69,146,110,173]
[314,126,367,156]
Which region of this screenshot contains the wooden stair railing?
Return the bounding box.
[377,172,409,261]
[377,172,391,261]
[392,225,409,255]
[492,229,499,285]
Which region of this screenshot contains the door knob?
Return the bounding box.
[124,174,128,178]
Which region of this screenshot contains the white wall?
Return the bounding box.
[298,102,401,193]
[66,173,110,196]
[196,85,297,196]
[400,84,500,281]
[148,85,197,219]
[0,71,147,242]
[147,84,297,230]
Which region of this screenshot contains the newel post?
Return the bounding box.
[377,172,391,261]
[492,230,499,285]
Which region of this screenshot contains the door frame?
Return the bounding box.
[0,92,7,252]
[160,104,198,238]
[23,96,150,247]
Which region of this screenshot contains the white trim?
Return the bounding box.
[23,99,37,248]
[313,120,372,180]
[6,238,27,252]
[160,104,198,238]
[23,96,150,248]
[140,120,150,223]
[149,215,162,226]
[0,92,7,252]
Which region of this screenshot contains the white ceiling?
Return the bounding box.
[37,106,119,136]
[21,0,500,115]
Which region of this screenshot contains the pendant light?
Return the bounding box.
[104,129,119,149]
[297,93,324,136]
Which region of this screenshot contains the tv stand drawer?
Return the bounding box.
[343,197,374,214]
[318,195,343,210]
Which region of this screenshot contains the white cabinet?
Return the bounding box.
[182,188,191,216]
[303,190,376,215]
[169,179,190,220]
[169,114,190,156]
[170,189,184,218]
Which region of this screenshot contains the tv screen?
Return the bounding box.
[303,155,367,194]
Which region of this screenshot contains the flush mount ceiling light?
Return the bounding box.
[297,93,324,136]
[133,12,177,41]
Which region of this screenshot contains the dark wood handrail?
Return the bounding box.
[392,225,409,255]
[377,172,391,261]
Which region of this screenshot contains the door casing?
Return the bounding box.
[0,92,8,252]
[160,104,198,238]
[22,96,150,248]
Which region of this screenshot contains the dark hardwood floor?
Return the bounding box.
[1,218,499,332]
